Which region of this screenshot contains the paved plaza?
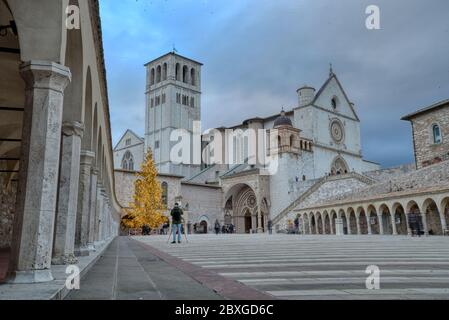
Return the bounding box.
[134,234,449,300]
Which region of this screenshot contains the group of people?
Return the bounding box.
[214,220,235,234]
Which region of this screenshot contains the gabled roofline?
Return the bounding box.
[312,73,360,122]
[401,98,449,121]
[144,51,203,67]
[113,129,144,150]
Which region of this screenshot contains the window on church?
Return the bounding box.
[161,182,168,206]
[155,140,160,149]
[331,97,338,109]
[156,65,161,83]
[433,124,442,144]
[150,68,155,85]
[176,93,180,104]
[162,93,166,104]
[183,65,188,83]
[191,68,196,86]
[121,151,134,171]
[175,63,181,81]
[150,98,154,108]
[125,138,131,146]
[162,63,167,81]
[190,97,194,108]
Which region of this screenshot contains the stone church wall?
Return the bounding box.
[180,182,223,229]
[410,104,449,169]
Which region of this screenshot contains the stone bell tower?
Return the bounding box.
[144,52,203,177]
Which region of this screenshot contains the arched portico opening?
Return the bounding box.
[379,204,393,235]
[339,209,347,234]
[423,198,443,235]
[367,205,379,234]
[0,1,23,282]
[317,213,323,234]
[310,214,316,234]
[244,210,252,234]
[407,200,424,236]
[392,203,407,235]
[324,212,331,234]
[357,207,368,234]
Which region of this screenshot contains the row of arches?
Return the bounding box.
[296,195,449,236]
[149,63,197,86]
[0,0,120,283]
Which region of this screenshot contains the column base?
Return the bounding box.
[74,246,90,257]
[8,269,54,284]
[87,243,96,252]
[51,254,78,265]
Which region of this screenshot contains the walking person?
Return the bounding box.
[170,203,184,244]
[268,219,273,234]
[214,219,220,235]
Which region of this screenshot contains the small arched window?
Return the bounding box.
[433,124,442,144]
[277,136,282,148]
[190,68,196,86]
[150,68,155,85]
[161,182,168,206]
[156,65,162,83]
[289,135,294,147]
[121,151,134,171]
[183,65,188,83]
[175,63,181,81]
[331,97,338,109]
[162,63,168,81]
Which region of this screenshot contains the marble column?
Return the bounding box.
[87,167,98,250]
[74,150,95,256]
[346,214,352,235]
[391,214,398,235]
[52,121,84,265]
[421,213,429,236]
[9,61,71,283]
[367,215,372,235]
[378,214,384,235]
[405,212,412,236]
[356,215,361,235]
[94,185,104,243]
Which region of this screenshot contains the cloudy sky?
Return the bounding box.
[100,0,449,168]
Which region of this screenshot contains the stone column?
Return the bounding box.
[321,217,326,235]
[308,218,312,234]
[74,150,95,256]
[52,121,84,265]
[405,212,412,236]
[87,168,98,250]
[346,214,352,235]
[9,61,71,283]
[94,184,104,243]
[391,214,398,235]
[367,215,372,235]
[377,214,384,235]
[421,213,429,236]
[437,203,447,233]
[356,215,361,235]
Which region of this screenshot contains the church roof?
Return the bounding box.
[273,110,293,127]
[144,52,203,67]
[401,98,449,121]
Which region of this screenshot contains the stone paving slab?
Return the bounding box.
[0,239,112,300]
[66,237,223,300]
[134,234,449,300]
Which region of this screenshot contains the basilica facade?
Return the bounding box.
[114,53,386,234]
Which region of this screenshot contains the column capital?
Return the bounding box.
[91,167,100,175]
[80,150,95,165]
[20,60,71,93]
[62,121,84,138]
